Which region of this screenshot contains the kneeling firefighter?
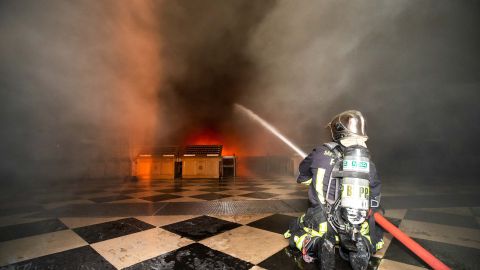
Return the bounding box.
[284,110,384,270]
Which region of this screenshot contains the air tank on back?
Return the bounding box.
[340,145,371,225]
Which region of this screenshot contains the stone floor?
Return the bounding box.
[0,177,479,269]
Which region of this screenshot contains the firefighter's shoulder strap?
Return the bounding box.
[323,142,343,160]
[323,142,344,208]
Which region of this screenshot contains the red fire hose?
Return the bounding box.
[374,212,450,270]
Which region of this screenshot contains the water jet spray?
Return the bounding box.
[234,103,307,157]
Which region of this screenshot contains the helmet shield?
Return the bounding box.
[328,110,367,141]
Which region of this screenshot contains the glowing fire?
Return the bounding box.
[184,128,239,156]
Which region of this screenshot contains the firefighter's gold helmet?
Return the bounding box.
[327,110,368,141]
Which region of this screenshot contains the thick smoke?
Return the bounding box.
[154,0,276,152]
[0,0,279,183]
[0,1,161,183]
[1,0,479,182]
[244,0,480,181]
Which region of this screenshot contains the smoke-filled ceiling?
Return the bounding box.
[1,0,479,182]
[154,0,276,152]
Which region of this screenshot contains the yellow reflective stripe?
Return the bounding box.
[302,179,312,186]
[294,234,308,250]
[300,214,305,223]
[376,239,384,250]
[360,221,369,235]
[284,230,291,238]
[319,222,328,234]
[335,235,339,243]
[315,168,326,204]
[303,227,323,237]
[302,222,328,237]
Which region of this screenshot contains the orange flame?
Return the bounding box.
[184,128,239,156]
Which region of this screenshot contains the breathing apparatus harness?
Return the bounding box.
[323,142,371,243]
[322,143,345,233]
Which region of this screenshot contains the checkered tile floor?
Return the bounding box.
[0,177,479,269]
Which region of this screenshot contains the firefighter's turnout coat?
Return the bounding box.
[285,142,384,255]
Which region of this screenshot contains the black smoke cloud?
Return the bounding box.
[154,0,276,143]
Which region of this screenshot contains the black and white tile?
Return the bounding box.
[73,217,155,244]
[124,243,254,270]
[0,177,478,269]
[161,215,241,241]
